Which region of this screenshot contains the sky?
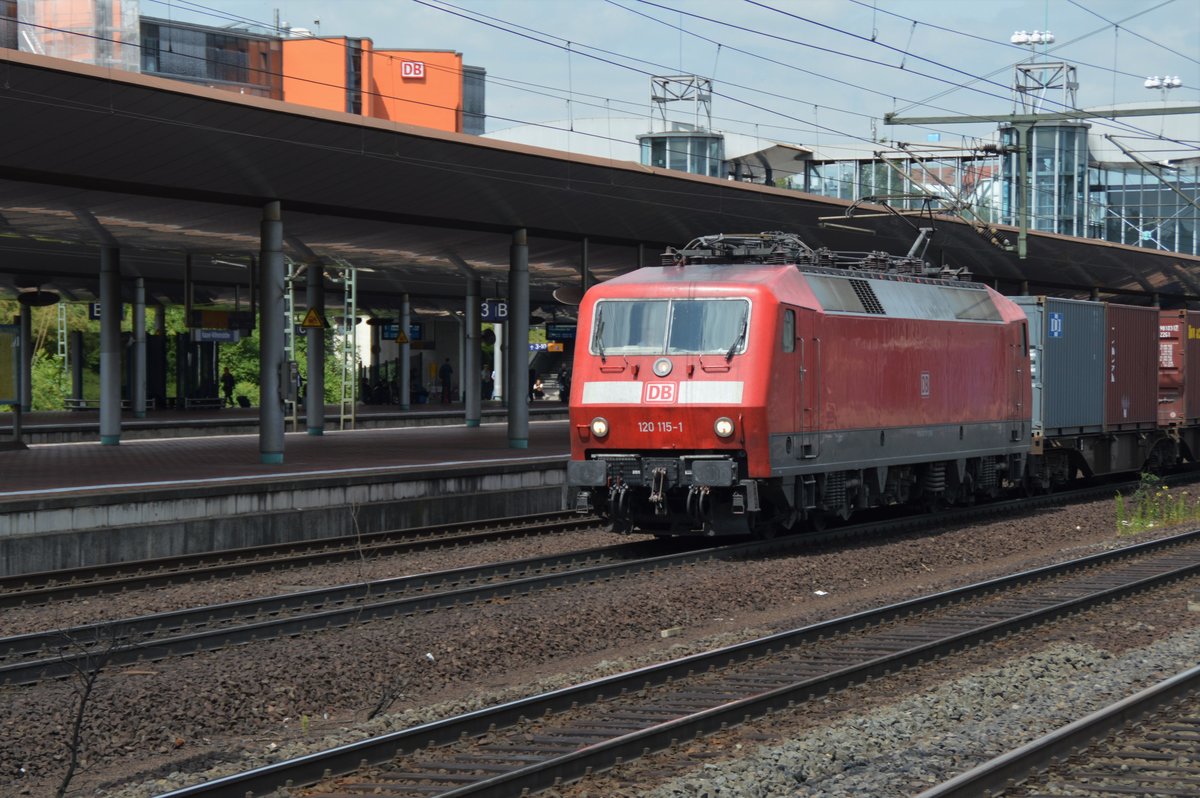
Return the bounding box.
[141,0,1199,155]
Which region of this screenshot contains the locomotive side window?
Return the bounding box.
[782,309,795,352]
[591,298,750,356]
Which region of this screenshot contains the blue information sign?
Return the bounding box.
[481,300,508,321]
[546,323,577,341]
[193,329,240,342]
[88,303,127,321]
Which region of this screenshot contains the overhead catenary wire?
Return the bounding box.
[141,0,899,173]
[150,2,1200,236]
[420,0,1190,230]
[1067,0,1200,68]
[15,0,1196,242]
[736,0,1198,149]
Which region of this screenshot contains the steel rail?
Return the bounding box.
[0,511,595,608]
[0,482,1169,685]
[152,528,1200,798]
[0,537,682,685]
[0,468,1145,611]
[914,664,1200,797]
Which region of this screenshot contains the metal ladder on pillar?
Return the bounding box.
[56,301,68,376]
[283,260,300,431]
[330,262,357,430]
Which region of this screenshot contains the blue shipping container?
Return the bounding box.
[1012,296,1105,434]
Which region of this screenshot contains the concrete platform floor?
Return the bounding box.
[0,417,571,501]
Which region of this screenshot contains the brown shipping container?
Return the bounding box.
[1159,310,1185,426]
[1105,304,1159,430]
[1188,310,1200,422]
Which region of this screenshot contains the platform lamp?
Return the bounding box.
[1144,75,1183,92]
[16,288,61,307]
[1010,29,1055,49]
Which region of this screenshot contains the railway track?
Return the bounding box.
[0,536,679,685]
[917,663,1200,797]
[1,473,1149,610]
[0,482,1163,687]
[0,511,597,608]
[151,528,1200,798]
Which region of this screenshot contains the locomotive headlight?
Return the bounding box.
[652,357,673,377]
[714,416,735,438]
[590,417,610,438]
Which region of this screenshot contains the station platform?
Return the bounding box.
[0,400,569,445]
[0,404,573,577]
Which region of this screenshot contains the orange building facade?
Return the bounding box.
[281,39,465,132]
[1,4,481,135]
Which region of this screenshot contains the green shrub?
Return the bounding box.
[1117,473,1200,535]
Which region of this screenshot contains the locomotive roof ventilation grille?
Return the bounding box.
[850,279,885,314]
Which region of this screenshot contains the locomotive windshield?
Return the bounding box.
[590,298,751,356]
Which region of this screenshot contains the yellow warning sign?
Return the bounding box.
[395,329,409,344]
[301,309,326,328]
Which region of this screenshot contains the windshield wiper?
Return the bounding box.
[592,305,606,363]
[725,308,748,362]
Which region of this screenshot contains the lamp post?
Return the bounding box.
[1144,75,1183,93]
[1010,29,1055,47]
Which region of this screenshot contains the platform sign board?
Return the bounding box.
[480,300,508,321]
[545,323,577,341]
[88,303,126,321]
[382,323,420,343]
[0,325,18,404]
[193,329,240,343]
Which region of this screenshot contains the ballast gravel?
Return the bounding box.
[5,485,1200,797]
[623,627,1200,798]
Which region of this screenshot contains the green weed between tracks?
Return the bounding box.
[1116,473,1200,534]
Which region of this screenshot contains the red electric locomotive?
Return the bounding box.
[567,232,1033,536]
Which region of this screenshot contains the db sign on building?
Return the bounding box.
[401,61,426,79]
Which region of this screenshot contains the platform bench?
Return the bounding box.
[183,397,224,410]
[63,398,156,411]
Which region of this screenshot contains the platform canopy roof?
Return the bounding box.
[0,48,1197,323]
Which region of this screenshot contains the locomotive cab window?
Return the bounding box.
[782,309,795,352]
[591,298,751,356]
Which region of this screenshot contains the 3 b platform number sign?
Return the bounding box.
[480,300,508,321]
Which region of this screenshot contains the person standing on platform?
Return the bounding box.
[221,367,236,408]
[558,364,571,403]
[439,358,454,404]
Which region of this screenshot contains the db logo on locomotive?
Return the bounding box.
[643,382,677,403]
